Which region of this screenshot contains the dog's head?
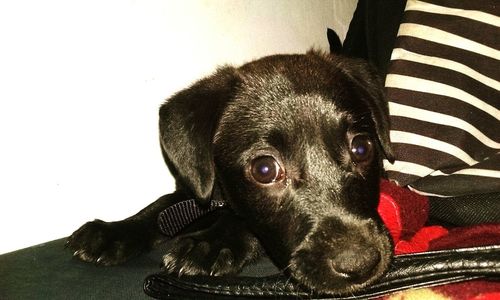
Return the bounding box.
[160,51,394,294]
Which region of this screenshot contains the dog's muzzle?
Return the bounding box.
[286,216,392,294]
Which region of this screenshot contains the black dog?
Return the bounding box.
[67,51,395,294]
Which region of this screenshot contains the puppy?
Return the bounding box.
[67,51,395,295]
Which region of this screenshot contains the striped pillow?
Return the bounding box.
[383,0,500,197]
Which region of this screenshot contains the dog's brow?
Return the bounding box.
[213,128,222,145]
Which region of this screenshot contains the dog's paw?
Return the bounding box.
[162,235,243,276]
[66,219,146,266]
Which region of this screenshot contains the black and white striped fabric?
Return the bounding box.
[383,0,499,197]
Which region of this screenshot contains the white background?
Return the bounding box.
[0,0,357,254]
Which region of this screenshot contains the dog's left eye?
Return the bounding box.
[350,134,373,163]
[250,156,285,184]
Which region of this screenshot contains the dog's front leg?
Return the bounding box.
[66,191,188,265]
[162,209,263,276]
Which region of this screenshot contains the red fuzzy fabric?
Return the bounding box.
[430,225,500,251]
[378,180,449,254]
[376,180,500,299]
[377,180,500,254]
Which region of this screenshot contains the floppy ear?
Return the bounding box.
[159,67,241,203]
[339,58,395,163]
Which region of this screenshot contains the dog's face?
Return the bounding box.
[160,52,394,294]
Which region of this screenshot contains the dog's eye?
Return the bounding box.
[350,134,373,163]
[250,156,284,184]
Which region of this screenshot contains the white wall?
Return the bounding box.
[0,0,357,254]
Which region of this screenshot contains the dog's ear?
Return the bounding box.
[159,67,240,203]
[327,28,343,54]
[339,59,395,163]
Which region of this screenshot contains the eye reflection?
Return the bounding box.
[250,156,284,184]
[350,134,373,163]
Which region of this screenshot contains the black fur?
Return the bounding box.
[67,51,394,295]
[327,28,342,54]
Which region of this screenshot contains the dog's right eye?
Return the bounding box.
[250,156,284,185]
[350,134,374,163]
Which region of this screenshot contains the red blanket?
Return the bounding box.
[377,180,500,300]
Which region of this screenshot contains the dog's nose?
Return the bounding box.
[331,244,381,280]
